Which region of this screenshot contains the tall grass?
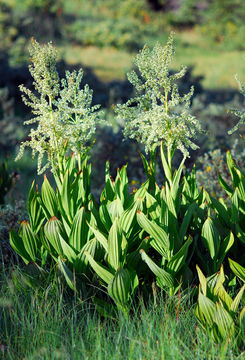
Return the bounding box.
[0,254,243,360]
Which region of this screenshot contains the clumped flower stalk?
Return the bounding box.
[116,33,203,178]
[16,38,103,175]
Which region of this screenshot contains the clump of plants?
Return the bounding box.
[5,34,245,349]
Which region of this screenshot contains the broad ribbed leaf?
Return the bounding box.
[171,156,185,201]
[108,198,124,222]
[119,200,138,235]
[167,237,192,274]
[231,187,239,223]
[214,303,235,340]
[179,203,196,242]
[133,180,149,201]
[215,284,233,310]
[239,306,245,328]
[41,175,58,219]
[75,238,98,274]
[44,217,65,256]
[196,265,207,296]
[27,181,45,233]
[59,169,72,224]
[108,268,131,307]
[69,207,88,251]
[211,197,231,226]
[201,217,220,260]
[58,256,76,291]
[137,211,169,258]
[99,202,112,232]
[218,232,234,265]
[160,143,172,184]
[145,192,161,221]
[9,230,31,264]
[218,173,233,197]
[198,292,216,327]
[140,250,174,288]
[59,235,77,263]
[165,182,177,219]
[127,236,150,269]
[84,251,114,284]
[229,259,245,282]
[88,223,108,252]
[108,218,122,271]
[226,151,240,189]
[230,283,245,312]
[19,221,38,261]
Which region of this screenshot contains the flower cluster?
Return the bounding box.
[228,73,245,135]
[16,39,103,174]
[115,33,203,157]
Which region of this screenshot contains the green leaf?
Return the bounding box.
[41,175,58,219]
[239,306,245,328]
[226,151,240,189]
[145,192,161,222]
[171,156,185,201]
[59,235,77,264]
[196,265,207,296]
[165,182,177,219]
[84,251,114,284]
[230,283,245,313]
[18,221,38,261]
[179,203,196,242]
[9,230,31,264]
[127,236,150,269]
[27,181,45,233]
[231,187,239,223]
[210,196,231,226]
[108,268,132,308]
[59,169,72,224]
[160,143,172,184]
[108,197,124,222]
[229,259,245,282]
[44,217,65,256]
[213,303,235,340]
[87,223,108,252]
[198,292,216,327]
[137,211,169,258]
[140,250,174,288]
[100,161,115,202]
[218,173,233,197]
[75,238,98,274]
[218,232,234,266]
[201,217,220,260]
[167,237,192,274]
[115,165,128,204]
[99,202,112,232]
[108,218,122,271]
[119,200,138,235]
[133,180,149,201]
[58,256,76,291]
[69,207,88,251]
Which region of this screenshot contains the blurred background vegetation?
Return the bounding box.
[0,0,245,211]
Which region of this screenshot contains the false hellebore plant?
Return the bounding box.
[116,33,207,295]
[10,39,105,293]
[10,39,149,314]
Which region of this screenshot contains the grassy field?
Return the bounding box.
[60,30,245,89]
[0,258,244,360]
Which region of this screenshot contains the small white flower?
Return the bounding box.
[115,33,203,157]
[16,39,103,174]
